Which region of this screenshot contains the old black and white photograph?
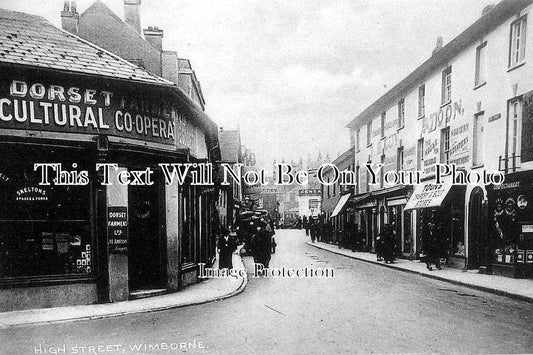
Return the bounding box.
[0,0,533,354]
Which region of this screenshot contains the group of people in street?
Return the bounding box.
[217,215,275,271]
[298,211,448,271]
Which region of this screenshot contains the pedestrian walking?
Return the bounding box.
[218,227,238,269]
[303,215,309,236]
[376,233,384,261]
[382,224,396,264]
[251,220,272,268]
[421,222,441,270]
[309,217,316,242]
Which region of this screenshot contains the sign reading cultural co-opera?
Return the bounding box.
[0,79,206,157]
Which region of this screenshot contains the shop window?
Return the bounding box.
[509,16,527,68]
[475,42,487,87]
[181,185,192,264]
[0,145,93,279]
[441,66,452,105]
[403,209,412,254]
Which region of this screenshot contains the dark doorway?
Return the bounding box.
[128,180,162,291]
[468,187,485,269]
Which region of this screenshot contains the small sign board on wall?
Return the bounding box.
[107,206,128,253]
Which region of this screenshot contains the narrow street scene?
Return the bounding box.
[2,230,533,354]
[1,0,533,354]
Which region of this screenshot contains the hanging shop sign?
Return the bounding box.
[299,188,321,196]
[522,90,533,163]
[107,206,128,254]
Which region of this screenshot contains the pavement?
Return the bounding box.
[0,250,247,329]
[307,240,533,302]
[3,230,533,354]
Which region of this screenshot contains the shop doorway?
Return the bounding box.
[468,187,485,269]
[128,179,162,291]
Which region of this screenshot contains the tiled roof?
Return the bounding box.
[0,8,174,86]
[219,130,241,163]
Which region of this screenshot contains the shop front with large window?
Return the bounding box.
[487,172,533,278]
[0,66,217,311]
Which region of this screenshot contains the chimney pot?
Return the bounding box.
[61,1,79,35]
[143,26,164,52]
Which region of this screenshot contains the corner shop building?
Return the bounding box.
[0,9,219,311]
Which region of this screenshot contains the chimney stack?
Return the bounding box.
[432,36,443,56]
[61,1,79,35]
[144,26,164,52]
[124,0,142,34]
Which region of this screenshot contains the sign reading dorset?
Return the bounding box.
[107,206,128,254]
[0,79,209,153]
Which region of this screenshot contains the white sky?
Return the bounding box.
[1,0,495,169]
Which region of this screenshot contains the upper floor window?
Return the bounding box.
[380,112,386,138]
[509,16,527,68]
[397,147,404,171]
[440,127,450,164]
[418,84,425,118]
[475,42,487,87]
[508,99,522,158]
[442,66,452,104]
[398,99,405,128]
[417,138,424,171]
[356,128,360,152]
[367,121,372,146]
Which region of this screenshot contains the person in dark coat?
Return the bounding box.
[218,227,238,269]
[303,215,309,236]
[308,217,317,243]
[375,233,384,261]
[421,222,441,270]
[251,221,272,268]
[382,224,396,264]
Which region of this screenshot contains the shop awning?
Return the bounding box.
[404,183,453,211]
[330,193,352,218]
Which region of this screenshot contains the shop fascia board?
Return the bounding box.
[2,62,219,139]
